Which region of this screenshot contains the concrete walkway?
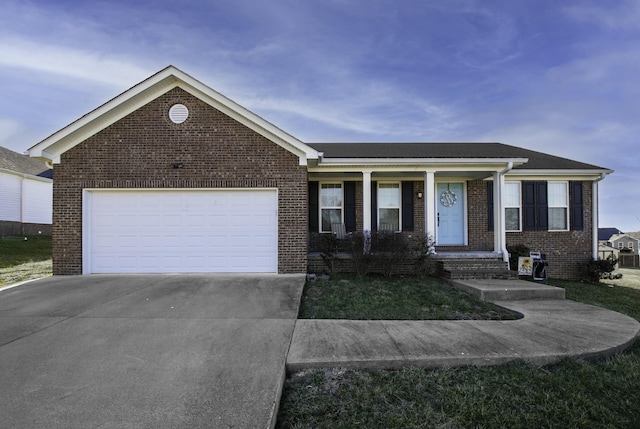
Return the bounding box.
[287,279,640,372]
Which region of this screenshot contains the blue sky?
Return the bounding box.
[1,0,639,231]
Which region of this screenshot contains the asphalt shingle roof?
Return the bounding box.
[306,142,607,171]
[0,146,52,178]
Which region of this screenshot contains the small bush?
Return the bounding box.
[583,256,618,282]
[413,233,436,278]
[348,231,375,277]
[319,233,339,275]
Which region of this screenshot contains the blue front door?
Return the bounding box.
[436,183,465,245]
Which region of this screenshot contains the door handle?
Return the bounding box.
[437,212,440,227]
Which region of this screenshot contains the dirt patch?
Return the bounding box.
[0,260,52,288]
[604,268,640,290]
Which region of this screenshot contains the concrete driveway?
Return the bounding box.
[0,274,305,429]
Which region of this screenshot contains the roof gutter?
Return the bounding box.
[497,162,514,267]
[593,172,609,261]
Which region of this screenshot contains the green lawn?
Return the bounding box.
[299,276,518,320]
[0,235,52,268]
[278,278,640,429]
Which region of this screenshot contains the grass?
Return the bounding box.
[0,235,52,268]
[277,278,640,429]
[0,235,53,287]
[299,276,518,320]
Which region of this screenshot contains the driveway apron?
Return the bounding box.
[0,274,305,429]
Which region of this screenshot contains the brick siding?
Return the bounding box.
[308,179,593,279]
[53,87,307,275]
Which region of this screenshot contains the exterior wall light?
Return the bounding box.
[417,191,423,199]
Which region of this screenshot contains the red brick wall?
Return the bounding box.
[504,182,593,279]
[53,87,307,274]
[464,179,593,279]
[308,178,593,279]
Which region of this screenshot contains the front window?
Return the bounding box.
[629,242,634,250]
[378,183,401,232]
[504,182,521,231]
[619,242,624,249]
[548,182,569,231]
[320,183,342,232]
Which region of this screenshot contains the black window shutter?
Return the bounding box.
[308,181,319,232]
[570,181,584,231]
[487,181,494,231]
[523,181,536,230]
[402,181,414,231]
[536,181,548,230]
[371,181,378,231]
[344,181,357,233]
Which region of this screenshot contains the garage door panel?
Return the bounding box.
[86,190,277,273]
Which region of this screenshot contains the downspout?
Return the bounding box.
[498,162,514,268]
[592,173,607,260]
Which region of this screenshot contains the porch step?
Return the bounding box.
[448,279,565,301]
[436,257,517,280]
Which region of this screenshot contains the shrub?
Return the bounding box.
[319,233,339,275]
[413,233,436,278]
[373,232,410,278]
[583,256,618,282]
[348,231,375,277]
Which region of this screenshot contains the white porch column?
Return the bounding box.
[362,170,372,232]
[424,171,436,240]
[494,162,513,265]
[493,171,505,254]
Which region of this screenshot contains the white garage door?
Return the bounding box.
[84,189,278,274]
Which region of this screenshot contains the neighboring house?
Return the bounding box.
[28,66,612,278]
[598,227,624,247]
[598,244,619,265]
[607,234,640,255]
[0,146,53,236]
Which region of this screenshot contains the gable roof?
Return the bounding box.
[610,233,640,243]
[28,66,320,165]
[598,227,624,241]
[308,142,609,172]
[0,146,52,178]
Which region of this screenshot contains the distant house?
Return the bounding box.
[608,234,640,255]
[0,146,52,236]
[598,227,623,245]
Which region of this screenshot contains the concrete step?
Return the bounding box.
[437,258,516,280]
[448,279,565,301]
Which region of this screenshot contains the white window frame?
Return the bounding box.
[504,181,522,232]
[319,182,343,233]
[548,181,569,231]
[629,241,634,249]
[377,182,401,232]
[618,242,624,249]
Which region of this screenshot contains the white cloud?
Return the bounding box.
[564,1,640,30]
[0,38,151,88]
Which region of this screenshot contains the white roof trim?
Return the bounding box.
[0,168,52,183]
[28,66,320,165]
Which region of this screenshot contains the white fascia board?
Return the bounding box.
[0,168,52,183]
[175,71,319,165]
[29,71,179,163]
[309,158,528,173]
[505,169,613,180]
[28,66,320,166]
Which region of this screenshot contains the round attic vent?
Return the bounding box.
[169,104,189,124]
